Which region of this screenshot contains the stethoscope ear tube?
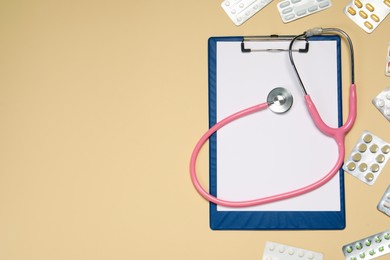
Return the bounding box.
[304,84,357,143]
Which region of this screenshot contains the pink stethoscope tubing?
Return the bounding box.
[189,84,357,208]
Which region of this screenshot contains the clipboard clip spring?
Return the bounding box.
[241,35,309,53]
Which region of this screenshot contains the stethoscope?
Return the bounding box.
[190,28,357,208]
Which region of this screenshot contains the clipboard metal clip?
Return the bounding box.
[241,35,309,53]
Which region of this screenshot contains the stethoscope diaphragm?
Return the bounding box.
[267,87,293,114]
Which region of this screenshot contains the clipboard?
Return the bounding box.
[208,35,345,230]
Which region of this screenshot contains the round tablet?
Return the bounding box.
[377,154,385,163]
[352,153,362,162]
[371,164,380,172]
[363,134,373,143]
[358,143,367,152]
[386,109,390,116]
[382,145,390,154]
[365,173,375,182]
[347,162,356,171]
[370,144,379,153]
[359,163,368,172]
[377,99,385,107]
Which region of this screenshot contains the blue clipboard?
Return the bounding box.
[208,35,345,230]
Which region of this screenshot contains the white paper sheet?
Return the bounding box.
[216,40,341,211]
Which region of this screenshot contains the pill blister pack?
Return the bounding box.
[372,87,390,122]
[277,0,332,23]
[377,185,390,217]
[343,131,390,185]
[263,241,323,260]
[344,0,390,33]
[342,230,390,259]
[221,0,273,25]
[386,43,390,76]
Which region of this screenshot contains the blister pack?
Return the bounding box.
[342,230,390,259]
[277,0,332,23]
[377,185,390,217]
[344,0,390,33]
[372,87,390,122]
[221,0,273,25]
[343,131,390,185]
[263,241,323,260]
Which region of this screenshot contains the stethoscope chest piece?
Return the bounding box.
[267,87,293,114]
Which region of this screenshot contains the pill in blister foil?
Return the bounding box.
[372,87,390,122]
[342,230,390,259]
[277,0,332,23]
[377,185,390,217]
[343,130,390,185]
[263,241,323,260]
[344,0,390,33]
[221,0,273,26]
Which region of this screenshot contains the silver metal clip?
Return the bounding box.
[241,35,309,53]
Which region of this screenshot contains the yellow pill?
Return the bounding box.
[363,134,373,143]
[366,3,375,12]
[354,0,363,8]
[358,143,367,152]
[359,10,368,19]
[365,172,374,182]
[347,162,356,171]
[371,164,380,172]
[352,153,362,162]
[348,6,357,15]
[371,14,380,22]
[359,163,368,172]
[364,21,373,29]
[385,0,390,8]
[370,144,379,153]
[381,145,390,154]
[377,154,385,163]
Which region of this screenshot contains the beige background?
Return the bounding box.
[0,1,389,259]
